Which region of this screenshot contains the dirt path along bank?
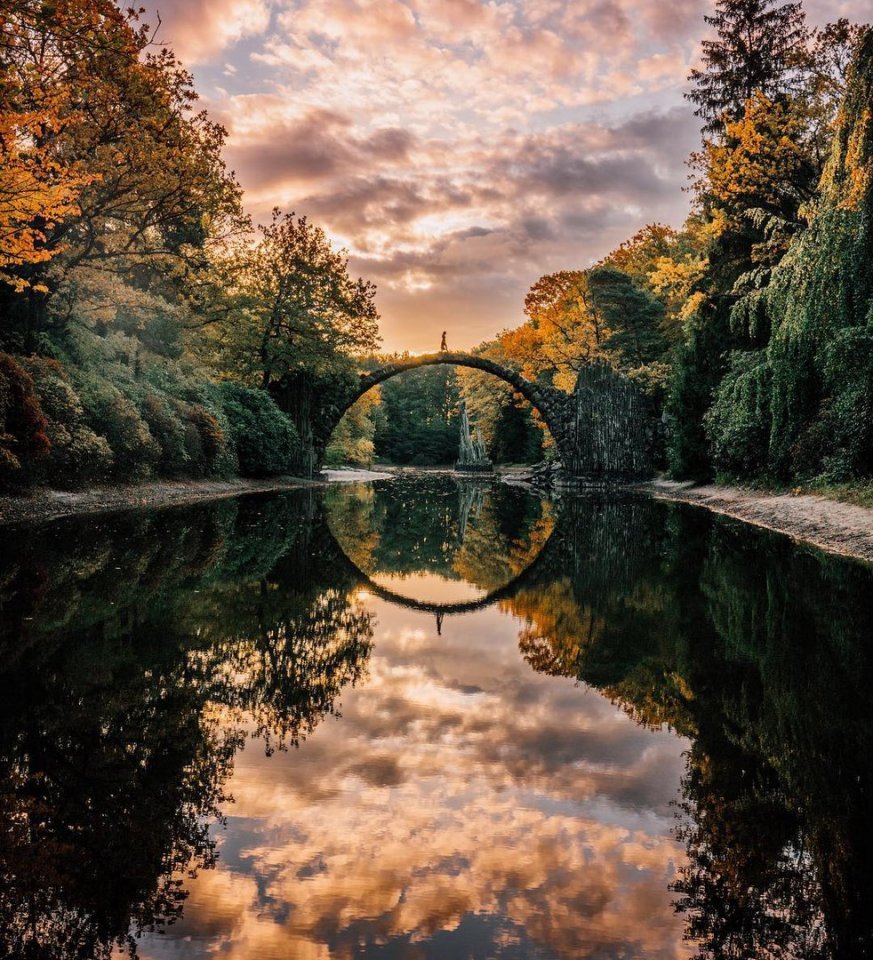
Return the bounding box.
[645,480,873,564]
[0,476,321,527]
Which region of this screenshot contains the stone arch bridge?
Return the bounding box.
[277,351,654,481]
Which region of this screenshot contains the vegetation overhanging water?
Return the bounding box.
[0,475,872,959]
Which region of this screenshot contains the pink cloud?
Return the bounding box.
[137,0,873,350]
[148,0,270,64]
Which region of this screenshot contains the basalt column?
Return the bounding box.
[563,362,652,480]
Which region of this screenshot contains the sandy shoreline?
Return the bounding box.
[2,473,871,565]
[643,480,873,564]
[0,476,323,527]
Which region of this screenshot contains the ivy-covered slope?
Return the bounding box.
[707,30,873,481]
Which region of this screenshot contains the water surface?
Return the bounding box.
[1,476,871,959]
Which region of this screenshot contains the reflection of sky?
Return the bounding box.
[369,571,488,604]
[136,598,692,960]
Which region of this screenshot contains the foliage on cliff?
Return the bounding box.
[707,30,873,481]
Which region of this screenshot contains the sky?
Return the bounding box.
[138,0,867,352]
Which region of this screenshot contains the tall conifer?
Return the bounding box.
[687,0,809,134]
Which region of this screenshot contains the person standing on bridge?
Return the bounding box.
[440,331,448,352]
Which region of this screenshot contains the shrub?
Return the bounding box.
[182,402,231,477]
[141,391,190,477]
[217,383,300,477]
[76,375,160,481]
[21,357,113,487]
[0,354,50,487]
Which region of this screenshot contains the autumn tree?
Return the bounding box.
[0,104,92,290]
[702,92,819,270]
[0,0,246,346]
[598,224,679,286]
[325,388,380,467]
[501,271,607,391]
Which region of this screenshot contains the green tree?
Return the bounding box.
[205,211,379,391]
[588,266,669,381]
[373,364,460,465]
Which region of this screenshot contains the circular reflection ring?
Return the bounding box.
[326,524,558,616]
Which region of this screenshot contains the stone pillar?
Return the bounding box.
[566,362,652,480]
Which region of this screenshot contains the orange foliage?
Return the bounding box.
[704,92,817,221]
[0,105,94,289]
[0,353,50,480]
[500,271,608,391]
[503,580,604,677]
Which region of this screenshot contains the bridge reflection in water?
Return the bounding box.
[324,477,558,618]
[0,477,872,959]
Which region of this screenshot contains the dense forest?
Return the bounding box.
[1,0,871,487]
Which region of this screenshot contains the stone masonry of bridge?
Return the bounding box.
[287,351,655,481]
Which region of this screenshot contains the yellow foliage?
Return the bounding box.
[647,213,719,340]
[0,106,94,289]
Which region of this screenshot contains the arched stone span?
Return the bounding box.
[281,351,654,480]
[345,351,571,462]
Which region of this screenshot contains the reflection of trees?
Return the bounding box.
[509,497,873,958]
[673,529,873,960]
[324,475,554,593]
[0,633,236,960]
[0,494,373,958]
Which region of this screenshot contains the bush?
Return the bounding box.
[0,354,50,487]
[76,375,161,481]
[162,399,231,479]
[217,383,300,477]
[141,391,190,477]
[21,358,113,487]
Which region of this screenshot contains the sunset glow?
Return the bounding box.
[139,0,868,350]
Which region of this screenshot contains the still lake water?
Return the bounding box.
[1,475,872,959]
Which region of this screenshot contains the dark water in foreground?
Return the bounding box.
[1,476,872,960]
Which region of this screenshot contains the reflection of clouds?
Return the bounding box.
[138,602,691,959]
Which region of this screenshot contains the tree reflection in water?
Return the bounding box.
[0,493,374,958]
[0,481,872,959]
[504,495,873,959]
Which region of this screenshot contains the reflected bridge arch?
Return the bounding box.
[324,511,564,621]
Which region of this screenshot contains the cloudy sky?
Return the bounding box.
[140,0,866,351]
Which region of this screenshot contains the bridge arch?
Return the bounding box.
[333,351,573,464]
[277,350,654,480]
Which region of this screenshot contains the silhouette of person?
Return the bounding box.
[440,331,448,352]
